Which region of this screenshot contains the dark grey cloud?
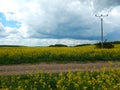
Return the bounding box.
[24,0,120,41]
[25,0,100,40]
[105,28,120,41]
[93,0,120,12]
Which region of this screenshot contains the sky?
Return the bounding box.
[0,0,120,46]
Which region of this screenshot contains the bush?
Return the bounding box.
[49,44,68,47]
[95,42,114,49]
[111,41,120,44]
[74,44,91,47]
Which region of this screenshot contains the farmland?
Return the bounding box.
[0,45,120,90]
[0,44,120,65]
[0,66,120,90]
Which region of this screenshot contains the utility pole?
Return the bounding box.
[95,14,108,48]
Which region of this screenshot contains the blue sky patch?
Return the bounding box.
[0,12,20,28]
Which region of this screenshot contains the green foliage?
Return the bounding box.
[95,42,114,49]
[111,41,120,44]
[74,44,91,47]
[0,45,25,47]
[0,66,120,90]
[49,44,68,47]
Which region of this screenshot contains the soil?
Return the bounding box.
[0,61,120,76]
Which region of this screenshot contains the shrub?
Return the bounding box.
[95,42,114,49]
[74,44,91,47]
[49,44,68,47]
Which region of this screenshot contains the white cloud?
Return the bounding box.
[0,0,120,46]
[0,38,96,46]
[0,23,4,31]
[0,23,8,37]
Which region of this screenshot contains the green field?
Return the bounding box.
[0,66,120,90]
[0,44,120,65]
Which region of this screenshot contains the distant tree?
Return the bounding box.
[111,41,120,44]
[49,44,68,47]
[95,41,114,49]
[74,44,91,47]
[0,45,24,47]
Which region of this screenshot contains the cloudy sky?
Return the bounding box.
[0,0,120,46]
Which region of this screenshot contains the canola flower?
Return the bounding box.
[0,45,120,64]
[0,45,120,90]
[0,65,120,90]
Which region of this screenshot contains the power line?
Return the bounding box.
[95,14,108,48]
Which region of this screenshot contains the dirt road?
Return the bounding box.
[0,61,120,75]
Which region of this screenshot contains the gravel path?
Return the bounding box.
[0,61,120,76]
